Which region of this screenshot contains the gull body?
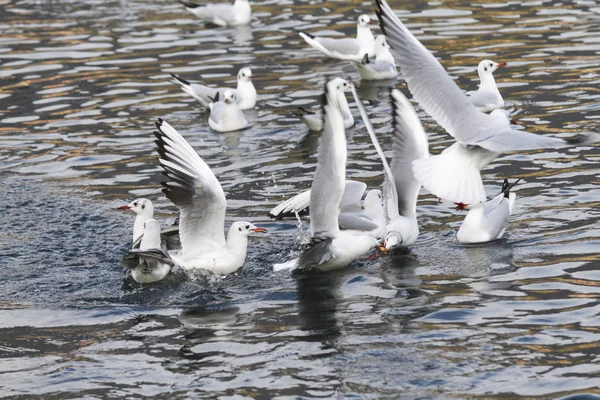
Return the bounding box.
[468,60,506,113]
[180,0,251,27]
[297,82,354,131]
[208,90,249,132]
[376,0,579,206]
[353,36,398,81]
[170,67,256,110]
[299,15,376,62]
[125,219,173,284]
[154,119,266,275]
[457,179,516,243]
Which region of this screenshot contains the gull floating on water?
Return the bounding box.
[179,0,251,27]
[457,179,518,244]
[353,36,398,81]
[208,90,249,132]
[154,119,266,274]
[274,78,380,272]
[468,60,506,113]
[296,81,354,131]
[123,219,174,284]
[376,0,585,207]
[351,87,428,251]
[299,15,376,62]
[170,67,256,110]
[118,198,154,244]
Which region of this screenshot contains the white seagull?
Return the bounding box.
[299,15,376,62]
[118,198,154,244]
[154,119,266,275]
[468,60,506,112]
[179,0,251,27]
[208,90,249,132]
[274,78,380,272]
[296,82,354,131]
[457,179,518,244]
[170,67,256,110]
[351,87,429,251]
[268,180,385,240]
[123,219,174,284]
[376,0,583,207]
[353,36,398,81]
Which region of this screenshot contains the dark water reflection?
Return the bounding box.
[2,0,600,398]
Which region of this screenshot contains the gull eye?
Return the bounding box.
[133,202,138,206]
[245,225,249,229]
[343,82,347,87]
[490,63,493,67]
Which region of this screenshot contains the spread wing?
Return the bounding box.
[154,119,227,256]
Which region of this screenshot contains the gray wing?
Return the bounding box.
[468,89,501,109]
[481,194,511,238]
[471,128,570,153]
[209,101,226,124]
[123,248,174,269]
[376,0,494,144]
[316,37,361,55]
[390,89,429,218]
[364,60,396,73]
[338,213,380,232]
[309,87,347,240]
[269,190,311,219]
[154,119,227,255]
[296,239,335,269]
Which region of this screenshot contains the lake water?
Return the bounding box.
[2,0,600,398]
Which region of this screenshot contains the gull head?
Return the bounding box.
[478,59,506,76]
[384,217,419,251]
[223,89,237,104]
[118,198,154,217]
[364,189,383,211]
[237,67,253,82]
[231,221,268,237]
[375,36,390,52]
[357,14,371,27]
[327,77,352,95]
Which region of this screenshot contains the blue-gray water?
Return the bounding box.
[2,0,600,398]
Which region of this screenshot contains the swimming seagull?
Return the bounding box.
[274,78,380,272]
[154,119,266,275]
[208,90,249,132]
[118,198,154,244]
[123,219,174,284]
[268,181,385,239]
[457,179,518,244]
[351,87,429,251]
[353,36,398,81]
[170,67,256,110]
[179,0,251,27]
[468,60,506,112]
[375,0,587,207]
[299,15,376,62]
[296,81,354,131]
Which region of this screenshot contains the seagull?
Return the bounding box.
[274,78,380,272]
[179,0,251,27]
[208,90,249,132]
[154,118,267,275]
[118,198,154,244]
[457,179,518,244]
[170,67,256,110]
[296,82,354,131]
[376,0,585,206]
[123,219,174,284]
[468,60,506,112]
[299,15,376,62]
[353,36,398,81]
[268,181,385,239]
[350,87,429,251]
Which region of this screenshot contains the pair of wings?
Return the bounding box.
[154,119,227,257]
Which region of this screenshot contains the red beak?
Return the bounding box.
[251,227,267,233]
[247,75,253,79]
[118,205,131,210]
[497,62,507,68]
[377,243,388,255]
[510,119,518,125]
[224,99,229,103]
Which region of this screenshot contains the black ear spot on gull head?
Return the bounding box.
[238,226,242,232]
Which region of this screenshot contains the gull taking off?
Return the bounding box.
[457,179,518,244]
[170,67,256,110]
[179,0,251,27]
[376,0,585,207]
[208,90,249,132]
[353,36,398,81]
[274,78,380,272]
[299,15,376,62]
[468,60,506,112]
[154,119,266,275]
[123,219,174,284]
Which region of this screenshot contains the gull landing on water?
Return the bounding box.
[154,119,266,275]
[456,179,518,244]
[376,0,590,206]
[123,219,174,284]
[299,15,376,62]
[208,90,249,132]
[468,60,506,113]
[179,0,251,27]
[170,67,256,110]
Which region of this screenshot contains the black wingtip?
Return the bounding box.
[501,178,521,198]
[300,31,315,39]
[361,54,369,64]
[170,73,190,86]
[179,0,201,9]
[208,91,219,104]
[297,107,313,115]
